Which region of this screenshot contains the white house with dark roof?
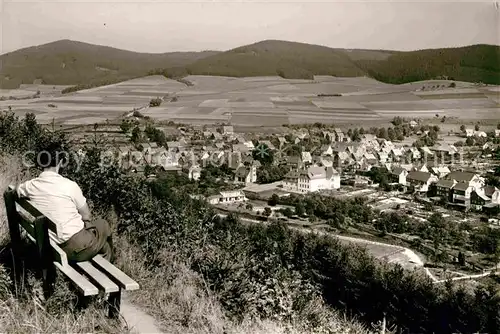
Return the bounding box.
[406,171,438,192]
[208,190,247,205]
[234,164,257,184]
[390,167,408,185]
[444,171,484,190]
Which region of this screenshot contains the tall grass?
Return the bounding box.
[116,237,370,334]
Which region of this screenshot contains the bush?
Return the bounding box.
[149,98,162,107]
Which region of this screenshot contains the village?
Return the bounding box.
[67,117,500,214]
[61,116,500,281]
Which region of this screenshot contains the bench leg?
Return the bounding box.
[108,289,121,319]
[42,266,56,300]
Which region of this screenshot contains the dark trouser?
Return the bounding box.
[60,218,115,263]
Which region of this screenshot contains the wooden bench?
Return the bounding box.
[3,185,139,318]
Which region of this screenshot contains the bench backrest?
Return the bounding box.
[4,185,69,267]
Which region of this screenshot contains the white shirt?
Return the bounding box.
[16,171,86,244]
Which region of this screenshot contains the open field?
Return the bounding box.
[1,75,498,127]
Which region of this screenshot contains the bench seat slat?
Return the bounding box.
[91,255,140,291]
[76,262,119,293]
[53,262,99,296]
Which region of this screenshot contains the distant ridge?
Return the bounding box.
[0,39,220,89]
[1,39,499,89]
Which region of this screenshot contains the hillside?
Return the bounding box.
[187,41,500,84]
[186,40,373,79]
[356,44,500,84]
[1,39,499,89]
[0,40,219,89]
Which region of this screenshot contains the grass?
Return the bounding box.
[0,155,371,333]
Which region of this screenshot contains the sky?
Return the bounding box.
[0,0,498,55]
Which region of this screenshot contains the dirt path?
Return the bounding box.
[121,293,163,334]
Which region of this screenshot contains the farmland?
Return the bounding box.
[1,74,498,127]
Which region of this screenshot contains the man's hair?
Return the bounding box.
[36,136,68,168]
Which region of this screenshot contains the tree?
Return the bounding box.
[268,194,279,206]
[245,203,253,211]
[497,123,500,130]
[460,124,466,133]
[120,120,133,134]
[252,142,274,166]
[441,116,446,123]
[449,82,456,88]
[475,124,480,131]
[391,116,404,126]
[295,202,305,217]
[131,126,142,144]
[149,97,162,107]
[263,207,272,217]
[466,137,475,146]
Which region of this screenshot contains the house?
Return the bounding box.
[334,128,345,142]
[207,190,247,205]
[465,129,474,137]
[434,179,456,201]
[474,131,487,138]
[260,140,276,151]
[284,156,304,170]
[283,166,340,193]
[409,120,418,128]
[363,153,378,165]
[151,151,179,169]
[333,151,351,168]
[451,182,474,208]
[321,145,333,156]
[495,130,500,137]
[444,171,484,190]
[377,151,389,164]
[433,144,458,157]
[470,186,500,211]
[390,148,404,161]
[431,166,451,178]
[188,165,201,181]
[415,165,429,173]
[406,171,438,193]
[301,151,312,164]
[167,141,183,152]
[408,147,421,160]
[234,164,257,184]
[389,167,408,185]
[232,143,251,154]
[420,146,434,157]
[222,125,234,135]
[278,136,287,145]
[243,141,255,149]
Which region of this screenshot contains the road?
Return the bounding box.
[217,213,500,282]
[216,213,424,270]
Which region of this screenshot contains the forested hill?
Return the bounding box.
[354,44,500,84]
[1,39,499,89]
[0,40,219,89]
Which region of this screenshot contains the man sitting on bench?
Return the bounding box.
[16,142,115,263]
